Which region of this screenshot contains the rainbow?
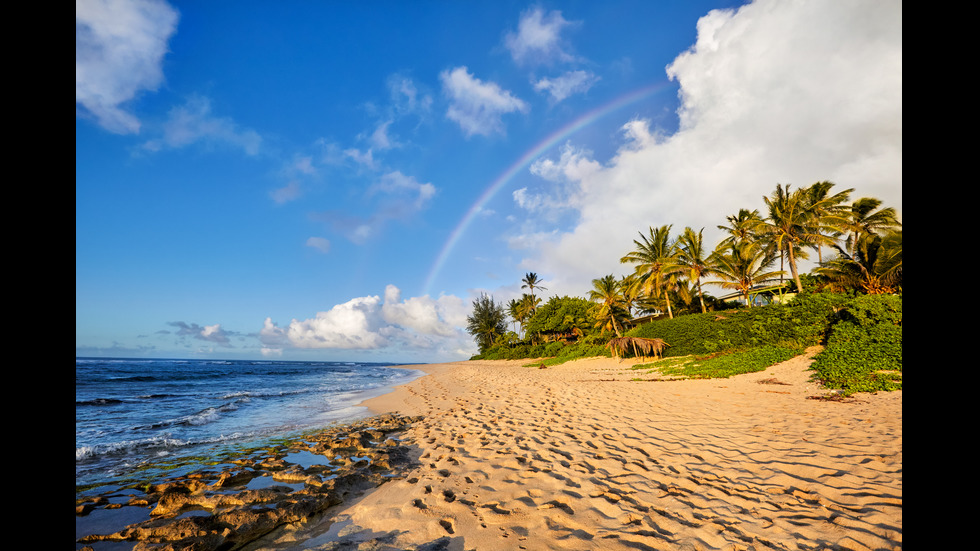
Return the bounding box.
[423,81,674,296]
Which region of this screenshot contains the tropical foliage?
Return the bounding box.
[464,181,901,396]
[620,225,683,319]
[465,294,508,354]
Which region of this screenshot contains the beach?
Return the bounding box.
[249,351,902,550]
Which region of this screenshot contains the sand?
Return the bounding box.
[255,350,902,550]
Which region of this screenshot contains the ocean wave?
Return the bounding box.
[76,398,125,406]
[132,397,250,430]
[76,430,255,462]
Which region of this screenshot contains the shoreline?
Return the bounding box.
[77,354,902,550]
[263,353,902,550]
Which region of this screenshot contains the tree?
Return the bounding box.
[524,296,595,342]
[803,181,853,263]
[676,226,713,313]
[717,208,764,248]
[761,184,812,294]
[843,197,901,257]
[707,240,785,307]
[816,230,902,294]
[617,273,643,318]
[506,298,523,337]
[587,274,630,337]
[620,225,683,319]
[466,294,508,353]
[521,272,547,304]
[517,293,540,331]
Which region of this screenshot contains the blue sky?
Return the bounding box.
[76,0,902,363]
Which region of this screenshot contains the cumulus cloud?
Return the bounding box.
[533,70,599,102]
[142,95,262,155]
[512,0,902,298]
[440,67,529,137]
[503,6,578,66]
[514,143,601,217]
[259,285,471,356]
[76,0,179,134]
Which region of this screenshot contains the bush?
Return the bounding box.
[625,291,850,357]
[810,294,902,395]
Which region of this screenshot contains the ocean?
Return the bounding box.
[75,357,424,494]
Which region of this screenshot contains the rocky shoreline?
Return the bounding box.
[76,413,423,551]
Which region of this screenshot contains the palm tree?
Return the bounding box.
[760,184,812,294]
[707,240,785,307]
[816,230,902,294]
[620,225,683,319]
[521,272,547,303]
[843,197,901,257]
[466,294,509,353]
[517,293,540,333]
[676,226,713,313]
[506,298,523,337]
[803,181,853,263]
[588,274,630,337]
[618,273,642,318]
[717,208,764,248]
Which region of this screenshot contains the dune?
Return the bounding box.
[253,350,901,550]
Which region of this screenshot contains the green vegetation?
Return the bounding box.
[463,181,901,397]
[810,294,902,394]
[632,346,803,379]
[466,293,508,354]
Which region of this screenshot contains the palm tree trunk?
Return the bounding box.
[787,243,803,293]
[696,279,706,313]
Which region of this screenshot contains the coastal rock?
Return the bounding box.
[76,413,422,550]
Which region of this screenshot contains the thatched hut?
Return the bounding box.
[606,336,670,360]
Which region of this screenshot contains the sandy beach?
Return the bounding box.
[250,351,902,550]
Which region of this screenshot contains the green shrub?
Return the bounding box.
[810,294,902,395]
[625,291,849,357]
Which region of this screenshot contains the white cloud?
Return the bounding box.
[142,95,261,155]
[259,286,472,356]
[533,70,599,102]
[503,6,578,66]
[516,143,601,216]
[440,67,529,137]
[370,120,397,150]
[343,147,378,169]
[372,171,436,210]
[76,0,179,134]
[305,236,331,254]
[281,295,387,350]
[381,285,467,338]
[528,142,601,185]
[511,0,902,299]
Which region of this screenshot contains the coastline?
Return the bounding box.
[261,353,902,550]
[77,354,902,550]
